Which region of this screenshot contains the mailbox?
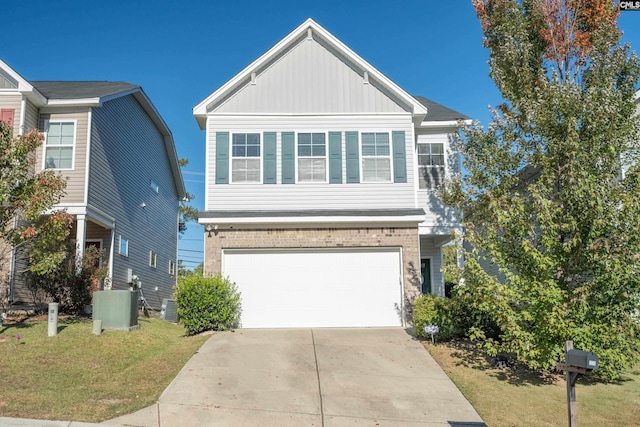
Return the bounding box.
[566,349,598,370]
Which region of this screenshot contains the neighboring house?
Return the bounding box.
[0,60,185,310]
[194,19,469,328]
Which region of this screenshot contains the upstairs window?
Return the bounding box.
[149,251,157,268]
[231,133,260,183]
[44,121,75,169]
[418,142,445,189]
[150,180,159,193]
[119,236,129,257]
[297,133,326,182]
[361,132,391,182]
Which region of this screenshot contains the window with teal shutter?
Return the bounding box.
[345,131,360,183]
[329,131,342,184]
[215,132,229,184]
[392,131,407,183]
[263,132,277,184]
[281,132,295,184]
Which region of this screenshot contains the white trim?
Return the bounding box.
[42,119,77,171]
[84,110,92,204]
[229,132,262,184]
[360,131,393,183]
[199,214,425,227]
[45,98,101,107]
[0,59,47,105]
[118,235,129,257]
[419,119,472,128]
[205,116,211,211]
[43,204,116,229]
[193,19,427,122]
[149,250,157,268]
[108,229,115,280]
[19,96,26,134]
[296,131,329,184]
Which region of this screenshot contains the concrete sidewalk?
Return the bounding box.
[106,328,485,426]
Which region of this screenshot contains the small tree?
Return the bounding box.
[177,158,199,234]
[1,122,70,311]
[443,0,640,379]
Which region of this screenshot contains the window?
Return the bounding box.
[119,236,129,256]
[44,121,75,169]
[150,180,159,193]
[231,133,260,183]
[418,143,445,189]
[169,260,176,276]
[297,133,326,182]
[149,251,157,268]
[361,132,391,182]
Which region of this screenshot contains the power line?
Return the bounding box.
[178,249,204,253]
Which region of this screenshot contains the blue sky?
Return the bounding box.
[3,1,639,269]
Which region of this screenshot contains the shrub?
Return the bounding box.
[413,294,460,340]
[174,274,241,335]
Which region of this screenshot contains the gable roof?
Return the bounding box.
[413,96,470,122]
[31,81,139,100]
[193,18,429,128]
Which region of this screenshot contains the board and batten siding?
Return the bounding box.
[0,94,22,136]
[36,110,89,204]
[415,130,461,227]
[215,35,406,114]
[89,95,179,309]
[206,114,416,210]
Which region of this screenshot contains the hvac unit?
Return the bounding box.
[160,298,179,323]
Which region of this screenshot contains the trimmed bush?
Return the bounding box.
[174,274,241,335]
[413,294,460,340]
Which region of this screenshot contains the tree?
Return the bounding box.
[443,0,640,379]
[177,158,199,233]
[1,122,71,312]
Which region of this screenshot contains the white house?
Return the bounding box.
[193,19,469,328]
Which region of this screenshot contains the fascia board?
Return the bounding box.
[46,98,101,107]
[0,58,47,105]
[192,18,427,119]
[199,214,426,226]
[418,119,472,128]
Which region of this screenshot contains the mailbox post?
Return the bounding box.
[555,341,598,427]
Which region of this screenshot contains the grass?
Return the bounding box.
[0,314,209,422]
[424,340,640,427]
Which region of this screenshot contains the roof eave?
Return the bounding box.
[0,58,47,106]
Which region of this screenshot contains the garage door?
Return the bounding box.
[222,248,403,328]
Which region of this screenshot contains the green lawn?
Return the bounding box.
[425,340,640,427]
[0,315,209,422]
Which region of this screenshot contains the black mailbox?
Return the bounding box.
[566,349,598,370]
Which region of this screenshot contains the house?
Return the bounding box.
[193,19,469,328]
[0,60,185,310]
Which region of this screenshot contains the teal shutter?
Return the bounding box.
[215,132,229,184]
[392,131,407,183]
[263,132,277,184]
[328,131,342,184]
[345,131,360,183]
[281,132,295,184]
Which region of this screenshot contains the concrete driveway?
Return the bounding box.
[107,328,485,426]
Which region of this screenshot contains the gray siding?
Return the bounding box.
[206,114,416,210]
[36,110,89,204]
[419,240,445,297]
[215,37,406,114]
[89,95,179,308]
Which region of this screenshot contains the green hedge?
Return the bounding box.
[174,275,241,335]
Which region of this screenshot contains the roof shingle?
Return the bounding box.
[31,81,139,99]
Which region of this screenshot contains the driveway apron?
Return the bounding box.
[106,328,485,427]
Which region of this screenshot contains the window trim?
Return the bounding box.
[149,251,157,268]
[150,180,159,193]
[360,131,393,183]
[296,131,328,183]
[417,141,446,190]
[169,260,176,276]
[118,236,129,257]
[230,132,262,184]
[42,119,76,170]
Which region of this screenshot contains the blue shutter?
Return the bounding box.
[392,131,407,183]
[281,132,295,184]
[215,132,229,184]
[329,131,342,184]
[345,131,360,183]
[263,132,277,184]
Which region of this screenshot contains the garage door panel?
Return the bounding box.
[223,248,403,328]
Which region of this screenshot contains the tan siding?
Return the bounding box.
[24,99,39,132]
[89,95,179,309]
[0,94,22,136]
[216,37,406,114]
[206,114,416,210]
[36,110,89,204]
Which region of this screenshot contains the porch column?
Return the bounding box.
[75,214,87,269]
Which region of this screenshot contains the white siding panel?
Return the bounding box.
[206,114,416,210]
[419,240,445,297]
[216,37,406,114]
[36,110,89,204]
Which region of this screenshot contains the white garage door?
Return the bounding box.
[222,248,403,328]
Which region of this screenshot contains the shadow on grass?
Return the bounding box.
[441,340,559,386]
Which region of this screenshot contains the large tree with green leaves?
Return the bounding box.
[443,0,640,379]
[1,122,71,311]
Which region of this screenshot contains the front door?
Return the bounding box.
[421,258,432,294]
